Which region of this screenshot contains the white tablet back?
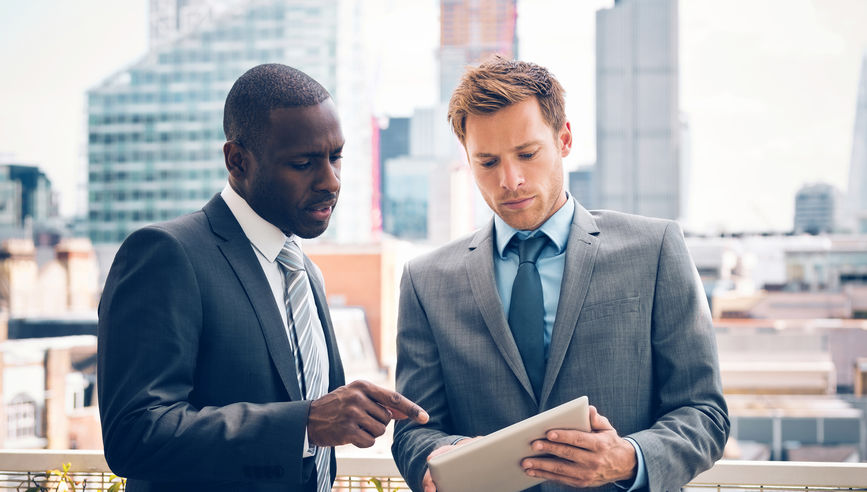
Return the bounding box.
[427,396,590,492]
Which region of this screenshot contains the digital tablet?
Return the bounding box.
[427,396,590,492]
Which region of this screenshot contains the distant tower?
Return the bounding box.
[596,0,681,220]
[439,0,518,103]
[794,182,846,235]
[848,52,867,233]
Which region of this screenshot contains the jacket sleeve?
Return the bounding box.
[97,226,312,484]
[629,221,730,492]
[391,262,463,492]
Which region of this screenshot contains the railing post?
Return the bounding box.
[772,415,782,461]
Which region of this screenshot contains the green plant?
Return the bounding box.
[19,463,125,492]
[367,477,398,492]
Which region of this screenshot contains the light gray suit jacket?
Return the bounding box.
[392,200,729,492]
[98,195,344,491]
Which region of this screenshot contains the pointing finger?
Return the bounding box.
[366,385,430,424]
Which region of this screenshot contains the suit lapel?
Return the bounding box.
[305,255,345,390]
[540,200,600,407]
[466,220,537,402]
[204,196,304,402]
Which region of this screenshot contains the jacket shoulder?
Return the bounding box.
[588,209,681,244]
[405,229,479,274]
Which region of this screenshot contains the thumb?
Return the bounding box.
[589,405,614,431]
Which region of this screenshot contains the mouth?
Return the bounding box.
[306,200,337,221]
[501,196,535,210]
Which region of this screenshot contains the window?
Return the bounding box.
[6,394,38,439]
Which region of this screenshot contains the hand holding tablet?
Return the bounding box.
[426,396,591,492]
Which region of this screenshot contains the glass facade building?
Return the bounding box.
[87,0,371,244]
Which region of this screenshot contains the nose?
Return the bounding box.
[499,158,524,191]
[315,159,341,194]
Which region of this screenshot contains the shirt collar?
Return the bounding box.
[220,182,297,262]
[494,192,575,260]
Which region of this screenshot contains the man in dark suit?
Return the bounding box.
[98,64,427,492]
[391,57,728,492]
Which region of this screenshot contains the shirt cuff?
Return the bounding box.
[614,437,647,491]
[303,427,315,458]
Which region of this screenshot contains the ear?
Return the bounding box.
[224,141,249,181]
[558,120,573,158]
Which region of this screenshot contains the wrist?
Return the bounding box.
[618,437,638,481]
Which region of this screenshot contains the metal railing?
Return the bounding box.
[1,450,866,491]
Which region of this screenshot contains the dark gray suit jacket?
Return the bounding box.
[98,195,345,492]
[392,200,729,492]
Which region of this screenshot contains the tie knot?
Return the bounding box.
[276,239,305,272]
[516,234,549,265]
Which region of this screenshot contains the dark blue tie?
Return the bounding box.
[507,234,549,401]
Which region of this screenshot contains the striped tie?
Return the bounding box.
[276,239,330,492]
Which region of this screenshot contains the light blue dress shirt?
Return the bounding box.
[492,194,647,491]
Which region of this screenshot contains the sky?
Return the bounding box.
[1,0,866,234]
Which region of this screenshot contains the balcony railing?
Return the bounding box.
[0,450,866,491]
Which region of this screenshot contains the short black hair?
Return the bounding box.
[223,64,331,157]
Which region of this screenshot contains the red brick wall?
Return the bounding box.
[306,252,383,362]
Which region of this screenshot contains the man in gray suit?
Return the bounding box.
[391,57,729,492]
[99,64,427,492]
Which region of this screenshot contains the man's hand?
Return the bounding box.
[521,406,637,488]
[422,437,482,492]
[307,380,429,448]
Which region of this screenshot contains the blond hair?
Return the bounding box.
[447,55,566,145]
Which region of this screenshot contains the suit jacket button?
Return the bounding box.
[263,467,273,479]
[253,467,263,479]
[274,466,284,478]
[243,466,253,478]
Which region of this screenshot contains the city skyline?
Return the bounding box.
[2,0,867,233]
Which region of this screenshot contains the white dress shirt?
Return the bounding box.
[221,183,329,457]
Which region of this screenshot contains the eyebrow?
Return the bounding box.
[278,144,344,159]
[471,140,543,158]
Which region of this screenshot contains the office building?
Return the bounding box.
[848,52,867,233]
[382,105,473,244]
[0,165,55,229]
[379,117,411,237]
[794,182,846,235]
[87,0,373,245]
[439,0,518,103]
[596,0,681,220]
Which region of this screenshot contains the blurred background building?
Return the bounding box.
[86,0,373,250]
[848,51,867,234]
[595,0,684,221]
[794,182,847,235]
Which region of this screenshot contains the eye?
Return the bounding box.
[519,151,538,160]
[479,158,497,168]
[290,161,310,170]
[330,153,343,163]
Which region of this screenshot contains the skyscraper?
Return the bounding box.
[86,0,372,245]
[439,0,518,102]
[848,52,867,233]
[596,0,682,220]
